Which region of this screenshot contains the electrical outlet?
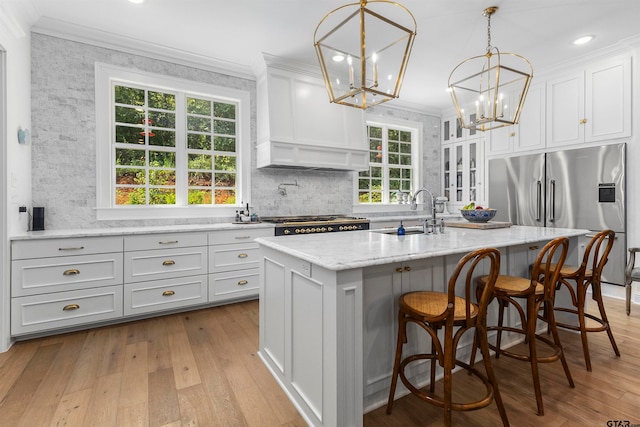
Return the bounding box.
[18,206,27,213]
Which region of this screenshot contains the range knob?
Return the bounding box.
[284,230,290,235]
[295,229,301,234]
[321,227,326,232]
[328,227,333,232]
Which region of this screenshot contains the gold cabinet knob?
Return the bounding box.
[396,267,403,273]
[579,118,588,124]
[404,266,411,271]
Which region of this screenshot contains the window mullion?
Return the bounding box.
[174,93,187,205]
[382,126,390,204]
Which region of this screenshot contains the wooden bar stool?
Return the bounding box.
[471,237,573,416]
[386,248,509,427]
[551,230,620,371]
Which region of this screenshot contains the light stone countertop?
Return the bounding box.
[10,222,275,240]
[256,225,589,271]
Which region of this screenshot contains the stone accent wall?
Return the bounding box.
[31,33,440,229]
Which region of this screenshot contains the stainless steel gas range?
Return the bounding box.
[261,215,370,236]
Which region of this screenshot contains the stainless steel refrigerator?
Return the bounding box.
[488,143,626,286]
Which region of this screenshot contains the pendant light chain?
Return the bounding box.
[486,11,492,52]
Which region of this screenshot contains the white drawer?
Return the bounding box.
[209,268,259,302]
[209,244,261,273]
[209,227,273,245]
[125,246,207,283]
[12,253,124,297]
[11,285,123,336]
[124,232,207,252]
[124,275,208,316]
[12,236,123,260]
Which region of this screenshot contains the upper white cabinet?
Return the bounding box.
[442,138,484,206]
[256,55,368,170]
[488,83,547,155]
[441,112,479,144]
[546,54,631,147]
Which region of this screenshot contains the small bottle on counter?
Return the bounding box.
[397,221,405,236]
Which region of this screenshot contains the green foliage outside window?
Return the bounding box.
[113,85,238,206]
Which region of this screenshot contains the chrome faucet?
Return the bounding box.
[410,188,444,234]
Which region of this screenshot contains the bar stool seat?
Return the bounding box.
[471,237,574,416]
[550,229,620,371]
[387,248,509,427]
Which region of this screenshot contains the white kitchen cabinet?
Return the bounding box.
[208,227,273,302]
[256,55,368,170]
[546,54,631,147]
[442,138,484,207]
[123,232,208,315]
[10,225,275,338]
[441,111,479,145]
[10,236,124,335]
[487,83,546,155]
[124,275,208,316]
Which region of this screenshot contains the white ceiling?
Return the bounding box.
[24,0,640,110]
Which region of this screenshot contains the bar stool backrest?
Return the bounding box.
[531,237,569,302]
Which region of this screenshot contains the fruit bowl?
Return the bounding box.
[460,209,497,223]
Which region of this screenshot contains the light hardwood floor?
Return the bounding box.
[0,296,638,426]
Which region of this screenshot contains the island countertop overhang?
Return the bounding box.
[256,225,590,271]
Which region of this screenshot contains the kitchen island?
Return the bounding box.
[256,226,588,427]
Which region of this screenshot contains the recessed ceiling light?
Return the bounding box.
[573,35,594,45]
[128,0,144,4]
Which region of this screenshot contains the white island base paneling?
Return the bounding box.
[258,228,583,427]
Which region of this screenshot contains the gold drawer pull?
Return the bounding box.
[159,240,178,245]
[63,269,80,276]
[237,253,248,259]
[395,267,403,273]
[235,236,251,240]
[529,245,539,250]
[58,246,85,251]
[63,304,80,311]
[162,290,175,297]
[238,280,248,286]
[162,260,176,266]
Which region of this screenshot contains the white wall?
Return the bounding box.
[0,3,33,351]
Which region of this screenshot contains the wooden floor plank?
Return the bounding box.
[81,372,122,427]
[48,387,92,427]
[148,368,181,426]
[1,296,638,426]
[16,333,87,427]
[0,343,62,426]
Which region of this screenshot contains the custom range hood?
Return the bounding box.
[255,54,368,171]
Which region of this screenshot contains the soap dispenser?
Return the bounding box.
[397,221,406,236]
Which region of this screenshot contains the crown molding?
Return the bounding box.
[31,17,257,82]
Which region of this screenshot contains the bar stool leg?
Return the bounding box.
[546,300,575,389]
[576,280,592,372]
[386,311,407,414]
[592,281,620,357]
[526,296,544,416]
[477,326,510,426]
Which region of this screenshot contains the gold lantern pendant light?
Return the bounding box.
[448,6,533,131]
[314,0,417,109]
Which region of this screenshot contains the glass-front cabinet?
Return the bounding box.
[442,138,484,208]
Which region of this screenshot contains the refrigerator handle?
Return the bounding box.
[536,181,542,221]
[549,179,556,223]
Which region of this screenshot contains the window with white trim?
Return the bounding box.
[357,119,421,206]
[95,64,250,220]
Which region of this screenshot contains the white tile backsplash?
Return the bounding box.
[31,33,441,230]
